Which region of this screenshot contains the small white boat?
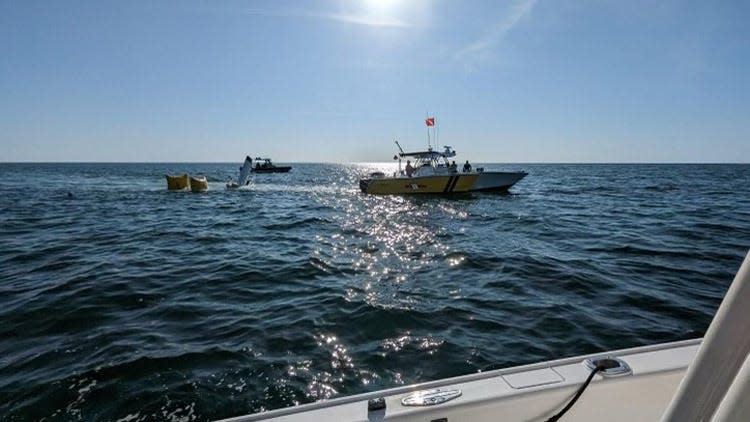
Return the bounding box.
[219,251,750,421]
[226,156,254,189]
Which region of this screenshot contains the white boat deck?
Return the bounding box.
[219,339,700,422]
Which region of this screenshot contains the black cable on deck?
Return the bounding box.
[544,364,604,422]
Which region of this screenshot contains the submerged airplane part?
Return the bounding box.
[227,156,254,189]
[238,156,253,186]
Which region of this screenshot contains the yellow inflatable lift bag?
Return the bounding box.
[165,174,190,190]
[189,175,209,192]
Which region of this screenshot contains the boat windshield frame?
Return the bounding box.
[398,146,456,170]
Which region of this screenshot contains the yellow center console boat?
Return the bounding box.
[360,118,526,195]
[360,146,478,194]
[359,143,526,195]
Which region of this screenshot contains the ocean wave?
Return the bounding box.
[1,163,749,420]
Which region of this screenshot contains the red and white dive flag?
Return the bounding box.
[425,117,435,126]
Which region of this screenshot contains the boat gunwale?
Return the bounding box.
[218,338,701,421]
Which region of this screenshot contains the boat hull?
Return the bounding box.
[469,171,527,192]
[360,174,477,194]
[165,174,190,190]
[251,167,291,173]
[189,176,209,192]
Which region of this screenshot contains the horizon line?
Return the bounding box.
[2,161,749,165]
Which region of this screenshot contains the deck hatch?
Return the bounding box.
[502,367,564,389]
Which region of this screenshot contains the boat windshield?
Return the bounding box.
[254,158,274,165]
[399,146,456,168]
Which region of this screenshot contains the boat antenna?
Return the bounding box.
[394,139,404,155]
[394,139,403,176]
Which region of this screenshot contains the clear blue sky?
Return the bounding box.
[1,0,748,162]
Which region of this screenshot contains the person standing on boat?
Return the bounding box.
[405,160,415,177]
[463,160,472,173]
[450,161,458,172]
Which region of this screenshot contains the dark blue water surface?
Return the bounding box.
[1,163,749,421]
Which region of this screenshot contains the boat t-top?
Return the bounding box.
[359,118,527,195]
[251,157,292,173]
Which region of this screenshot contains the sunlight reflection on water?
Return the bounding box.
[2,163,749,420]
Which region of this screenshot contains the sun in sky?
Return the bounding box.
[1,1,748,162]
[363,0,400,12]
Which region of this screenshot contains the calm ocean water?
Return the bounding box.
[1,162,749,421]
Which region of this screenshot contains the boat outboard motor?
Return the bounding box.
[238,156,253,186]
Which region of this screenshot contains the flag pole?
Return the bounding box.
[426,112,431,150]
